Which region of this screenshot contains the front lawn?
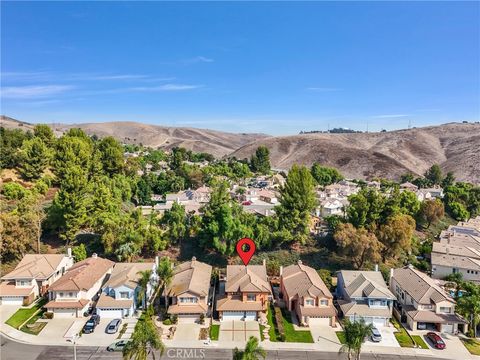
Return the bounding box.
[266,305,278,342]
[209,324,220,340]
[266,304,313,343]
[5,299,46,329]
[462,338,480,355]
[391,318,415,348]
[411,335,428,349]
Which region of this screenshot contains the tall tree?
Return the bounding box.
[18,192,47,254]
[160,202,187,245]
[98,136,124,175]
[376,214,415,261]
[419,199,444,228]
[156,257,173,311]
[33,124,55,146]
[456,282,480,338]
[18,137,52,180]
[53,136,93,181]
[275,164,317,245]
[334,223,383,269]
[250,146,271,175]
[72,243,87,261]
[234,336,266,360]
[424,164,443,185]
[339,319,373,360]
[347,188,385,228]
[137,270,153,310]
[122,314,164,360]
[310,164,343,186]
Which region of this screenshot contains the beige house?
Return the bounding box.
[217,263,271,321]
[0,251,74,306]
[165,257,212,323]
[390,265,468,334]
[280,260,336,326]
[45,254,114,317]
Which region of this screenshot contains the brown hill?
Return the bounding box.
[0,116,269,157]
[230,123,480,183]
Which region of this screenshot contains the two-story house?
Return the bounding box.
[45,254,114,317]
[96,261,157,318]
[165,257,212,323]
[0,250,74,306]
[280,260,336,327]
[217,262,272,321]
[390,265,468,334]
[336,270,395,328]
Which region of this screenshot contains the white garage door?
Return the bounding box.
[372,318,386,327]
[442,323,454,333]
[245,312,257,321]
[97,308,123,318]
[222,311,244,321]
[177,314,199,323]
[309,317,330,326]
[53,308,76,318]
[1,296,24,305]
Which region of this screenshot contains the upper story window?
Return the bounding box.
[17,280,30,287]
[120,292,129,299]
[179,297,198,303]
[369,299,386,307]
[439,306,451,313]
[247,294,256,302]
[305,299,315,306]
[320,299,329,306]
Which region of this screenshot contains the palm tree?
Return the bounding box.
[445,272,463,300]
[156,257,173,312]
[234,336,266,360]
[137,270,152,310]
[456,281,480,338]
[123,315,164,360]
[339,319,373,360]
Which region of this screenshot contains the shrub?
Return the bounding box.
[273,306,285,341]
[171,314,178,324]
[163,319,172,325]
[199,313,205,325]
[33,179,49,195]
[2,182,27,200]
[43,312,54,319]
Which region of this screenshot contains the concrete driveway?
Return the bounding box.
[365,326,400,348]
[173,323,201,341]
[78,318,125,346]
[420,331,472,359]
[0,304,20,324]
[309,324,341,351]
[219,320,260,342]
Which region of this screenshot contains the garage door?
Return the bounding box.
[222,311,244,321]
[177,314,199,323]
[372,318,386,327]
[53,308,76,318]
[309,317,331,326]
[244,312,257,321]
[1,296,24,305]
[442,323,454,333]
[97,308,123,318]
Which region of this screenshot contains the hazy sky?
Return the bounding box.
[1,1,479,135]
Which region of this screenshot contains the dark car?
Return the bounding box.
[426,332,446,349]
[83,314,101,334]
[106,318,122,334]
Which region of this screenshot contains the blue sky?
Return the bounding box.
[1,1,479,135]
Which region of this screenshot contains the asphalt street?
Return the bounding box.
[1,335,450,360]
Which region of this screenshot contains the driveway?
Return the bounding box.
[78,318,127,346]
[219,320,260,342]
[365,326,400,348]
[309,323,341,351]
[0,304,20,324]
[173,323,201,341]
[419,331,472,359]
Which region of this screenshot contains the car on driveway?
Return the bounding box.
[83,314,101,334]
[370,327,382,342]
[106,318,122,334]
[426,332,446,349]
[107,340,131,352]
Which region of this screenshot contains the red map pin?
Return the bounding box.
[236,238,256,266]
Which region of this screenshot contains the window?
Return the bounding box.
[439,307,451,313]
[120,292,129,299]
[320,299,328,306]
[179,297,198,303]
[305,299,315,306]
[247,294,256,301]
[18,280,30,286]
[59,292,64,297]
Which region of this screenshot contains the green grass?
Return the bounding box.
[336,331,346,344]
[209,324,220,340]
[280,308,314,343]
[461,338,480,355]
[266,305,278,342]
[5,299,46,329]
[391,318,415,348]
[259,325,265,341]
[411,335,429,349]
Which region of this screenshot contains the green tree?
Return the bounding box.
[376,214,415,261]
[72,243,87,261]
[0,127,31,169]
[161,202,187,245]
[310,164,343,186]
[98,136,124,175]
[53,135,93,181]
[424,164,443,185]
[122,315,164,360]
[275,164,317,245]
[156,257,174,311]
[442,171,456,187]
[234,336,266,360]
[456,281,480,338]
[137,270,152,309]
[2,182,28,200]
[250,146,271,174]
[339,319,373,360]
[18,137,52,180]
[346,188,385,228]
[419,199,444,228]
[397,190,421,218]
[449,201,469,221]
[33,124,55,146]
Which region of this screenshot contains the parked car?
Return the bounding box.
[83,314,101,334]
[242,201,252,205]
[83,306,94,317]
[417,322,427,330]
[426,332,446,349]
[370,327,382,342]
[107,340,131,352]
[106,318,122,334]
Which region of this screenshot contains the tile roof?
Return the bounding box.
[167,303,207,314]
[166,258,212,297]
[45,299,89,309]
[391,266,454,305]
[338,270,394,299]
[337,300,392,318]
[298,305,336,318]
[281,261,332,299]
[216,297,264,311]
[0,282,35,296]
[96,294,133,309]
[403,305,467,324]
[431,243,480,271]
[104,262,155,290]
[225,265,271,294]
[1,254,69,280]
[49,256,114,292]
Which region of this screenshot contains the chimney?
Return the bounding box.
[92,253,98,259]
[192,256,196,264]
[155,256,159,267]
[389,268,394,279]
[263,259,266,266]
[67,247,72,258]
[297,260,302,265]
[279,266,283,277]
[375,264,379,272]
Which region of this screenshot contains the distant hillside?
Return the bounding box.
[0,116,269,157]
[230,123,480,183]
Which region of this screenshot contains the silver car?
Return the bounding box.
[370,327,382,342]
[106,318,122,334]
